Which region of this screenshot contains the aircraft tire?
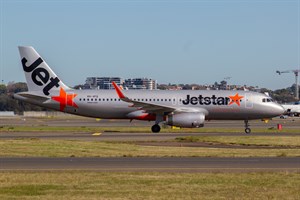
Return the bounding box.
[245,128,251,134]
[151,124,161,133]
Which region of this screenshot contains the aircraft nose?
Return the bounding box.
[273,104,285,116]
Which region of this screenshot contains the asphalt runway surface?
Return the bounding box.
[1,131,300,142]
[1,157,299,172]
[1,116,300,128]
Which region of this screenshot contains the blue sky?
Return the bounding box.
[0,0,299,90]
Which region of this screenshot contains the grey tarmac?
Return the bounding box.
[1,117,300,128]
[0,157,299,172]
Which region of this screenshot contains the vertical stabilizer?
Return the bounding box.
[18,46,69,96]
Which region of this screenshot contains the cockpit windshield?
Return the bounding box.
[262,98,274,103]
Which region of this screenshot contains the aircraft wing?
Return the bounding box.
[112,82,205,114]
[112,82,175,114]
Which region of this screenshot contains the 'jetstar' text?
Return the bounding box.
[182,95,230,105]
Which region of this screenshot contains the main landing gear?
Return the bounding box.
[151,114,163,133]
[151,124,161,133]
[244,120,251,134]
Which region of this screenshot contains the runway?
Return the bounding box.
[0,157,299,172]
[1,131,300,142]
[1,116,300,129]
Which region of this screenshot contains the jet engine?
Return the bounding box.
[166,112,205,128]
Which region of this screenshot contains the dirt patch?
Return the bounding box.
[136,141,299,149]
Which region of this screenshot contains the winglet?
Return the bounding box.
[112,81,126,99]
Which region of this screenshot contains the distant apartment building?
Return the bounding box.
[85,77,123,89]
[124,78,157,90]
[84,77,157,90]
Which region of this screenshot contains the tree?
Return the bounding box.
[7,82,28,94]
[0,84,7,94]
[0,82,46,112]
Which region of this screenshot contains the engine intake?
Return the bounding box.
[166,112,205,128]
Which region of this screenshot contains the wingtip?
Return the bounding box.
[112,81,126,99]
[18,46,34,49]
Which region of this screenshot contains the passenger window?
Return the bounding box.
[262,98,266,102]
[87,99,89,101]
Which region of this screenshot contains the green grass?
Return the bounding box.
[1,125,300,133]
[0,139,300,157]
[0,171,299,200]
[175,136,300,147]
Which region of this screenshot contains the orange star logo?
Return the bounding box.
[51,88,78,111]
[228,93,244,106]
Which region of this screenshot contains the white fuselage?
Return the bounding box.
[15,89,285,121]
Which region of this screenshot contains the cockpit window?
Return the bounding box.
[262,98,274,103]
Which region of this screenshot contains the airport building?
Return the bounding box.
[84,77,157,90]
[85,77,123,89]
[124,78,157,90]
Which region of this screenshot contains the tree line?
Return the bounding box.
[0,83,46,113]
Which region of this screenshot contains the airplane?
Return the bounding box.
[281,102,300,117]
[14,46,285,134]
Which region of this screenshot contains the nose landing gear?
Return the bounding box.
[244,120,251,134]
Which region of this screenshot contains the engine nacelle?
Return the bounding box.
[166,112,205,128]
